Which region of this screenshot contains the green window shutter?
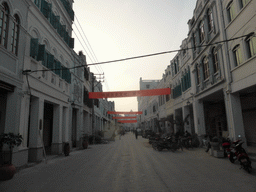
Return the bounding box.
[69,38,74,49]
[41,0,50,19]
[70,10,74,21]
[55,61,61,76]
[30,38,39,59]
[64,31,69,44]
[56,16,60,32]
[67,70,71,83]
[48,54,54,69]
[61,66,71,83]
[61,25,66,37]
[37,45,46,62]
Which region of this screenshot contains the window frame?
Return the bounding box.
[212,47,219,73]
[207,9,214,32]
[0,2,10,48]
[233,45,243,66]
[11,14,20,55]
[199,21,205,43]
[245,33,256,58]
[196,64,201,85]
[203,56,210,80]
[227,1,236,22]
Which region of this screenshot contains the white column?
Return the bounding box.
[52,104,62,154]
[28,97,44,162]
[193,99,206,136]
[224,91,246,142]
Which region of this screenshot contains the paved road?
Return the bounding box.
[1,132,256,192]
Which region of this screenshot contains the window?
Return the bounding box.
[207,9,214,32]
[0,3,9,48]
[233,45,243,66]
[11,14,20,55]
[34,0,40,8]
[197,64,201,85]
[199,21,205,43]
[246,33,256,58]
[203,57,210,80]
[146,84,150,89]
[212,47,219,73]
[192,32,196,52]
[241,0,249,8]
[227,1,236,22]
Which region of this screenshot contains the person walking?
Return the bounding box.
[135,129,138,139]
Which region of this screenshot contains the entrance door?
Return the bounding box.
[0,92,7,134]
[43,103,53,155]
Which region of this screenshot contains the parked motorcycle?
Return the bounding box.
[222,139,252,173]
[148,134,161,144]
[152,135,177,152]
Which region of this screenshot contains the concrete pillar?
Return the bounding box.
[19,94,30,148]
[51,104,62,154]
[28,97,44,162]
[62,106,68,142]
[193,99,206,136]
[224,91,246,143]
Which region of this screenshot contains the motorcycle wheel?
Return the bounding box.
[229,153,235,163]
[152,143,157,150]
[157,146,163,151]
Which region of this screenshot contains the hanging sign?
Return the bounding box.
[89,88,171,99]
[118,120,137,123]
[113,116,137,119]
[108,111,142,115]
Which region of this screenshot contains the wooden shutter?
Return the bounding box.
[37,45,46,61]
[30,38,39,58]
[69,38,74,49]
[47,54,54,69]
[55,61,61,76]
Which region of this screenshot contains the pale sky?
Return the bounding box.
[73,0,197,112]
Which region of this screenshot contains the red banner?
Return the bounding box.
[113,116,137,119]
[108,111,142,115]
[89,88,171,99]
[118,120,137,123]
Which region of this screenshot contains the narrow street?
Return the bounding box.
[1,132,256,192]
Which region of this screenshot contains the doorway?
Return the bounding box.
[43,102,53,155]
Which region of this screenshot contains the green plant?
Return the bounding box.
[0,133,23,165]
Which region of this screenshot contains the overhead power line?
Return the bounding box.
[23,34,251,74]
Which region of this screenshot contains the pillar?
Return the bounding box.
[28,97,44,162]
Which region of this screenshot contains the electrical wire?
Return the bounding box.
[23,33,251,74]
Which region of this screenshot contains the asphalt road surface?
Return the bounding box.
[0,132,256,192]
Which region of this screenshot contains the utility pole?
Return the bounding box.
[91,73,104,144]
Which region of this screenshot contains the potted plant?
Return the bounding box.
[0,132,23,181]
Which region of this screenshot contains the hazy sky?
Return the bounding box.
[73,0,197,112]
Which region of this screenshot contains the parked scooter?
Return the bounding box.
[152,135,177,152]
[222,138,252,173]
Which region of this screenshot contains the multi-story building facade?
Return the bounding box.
[137,78,160,132]
[20,0,75,164]
[0,0,29,166]
[1,0,116,167]
[138,0,256,147]
[221,0,256,146]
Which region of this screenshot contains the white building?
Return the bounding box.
[0,0,29,166]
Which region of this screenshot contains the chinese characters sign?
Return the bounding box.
[113,116,137,119]
[118,120,137,123]
[108,111,142,115]
[89,88,171,99]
